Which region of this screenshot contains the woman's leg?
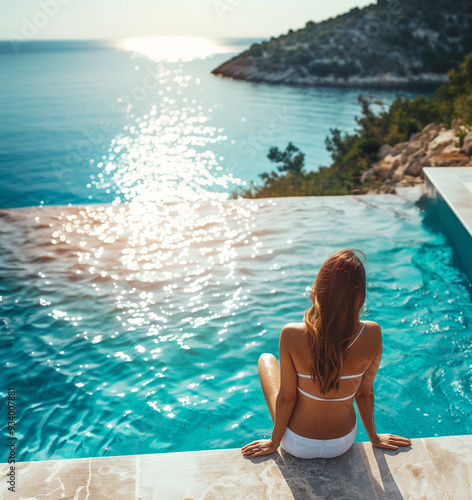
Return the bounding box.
[258,353,280,423]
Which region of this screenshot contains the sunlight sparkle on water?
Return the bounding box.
[119,37,235,62]
[93,44,243,204]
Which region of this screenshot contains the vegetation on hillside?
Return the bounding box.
[241,52,472,198]
[214,0,472,85]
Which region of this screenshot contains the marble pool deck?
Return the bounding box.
[1,434,471,499]
[424,166,472,278]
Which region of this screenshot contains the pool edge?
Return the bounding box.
[1,434,471,498]
[424,166,472,280]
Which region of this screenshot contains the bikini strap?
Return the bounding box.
[298,372,365,380]
[347,322,365,349]
[297,386,356,402]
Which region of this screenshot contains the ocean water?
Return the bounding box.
[1,39,471,463]
[0,38,420,208]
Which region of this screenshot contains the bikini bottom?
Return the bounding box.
[280,424,357,459]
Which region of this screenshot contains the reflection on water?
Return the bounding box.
[94,96,241,203]
[1,191,471,461]
[119,37,239,62]
[93,38,248,204]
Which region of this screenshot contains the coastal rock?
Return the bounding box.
[378,154,401,173]
[460,131,472,156]
[409,132,423,143]
[433,151,472,166]
[378,184,397,194]
[422,123,440,135]
[360,169,377,184]
[364,123,472,193]
[402,141,423,159]
[390,142,409,157]
[404,151,427,177]
[429,129,456,153]
[378,144,393,160]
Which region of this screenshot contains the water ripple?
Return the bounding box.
[0,191,471,461]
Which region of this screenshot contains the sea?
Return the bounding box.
[0,37,421,208]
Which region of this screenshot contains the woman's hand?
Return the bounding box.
[242,439,278,458]
[372,434,411,450]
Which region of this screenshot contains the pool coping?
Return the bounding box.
[1,434,471,499]
[424,166,472,279]
[424,167,472,237]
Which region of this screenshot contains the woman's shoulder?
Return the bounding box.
[362,320,381,331]
[281,322,305,335]
[280,322,306,346]
[363,319,381,329]
[361,320,382,344]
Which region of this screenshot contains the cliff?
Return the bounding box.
[212,0,472,88]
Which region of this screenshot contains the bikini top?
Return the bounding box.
[296,322,366,402]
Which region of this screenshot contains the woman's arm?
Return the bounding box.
[242,326,298,458]
[269,326,298,445]
[355,348,381,443]
[355,324,411,450]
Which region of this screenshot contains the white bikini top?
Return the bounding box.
[296,322,366,402]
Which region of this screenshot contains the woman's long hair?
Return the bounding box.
[304,250,366,393]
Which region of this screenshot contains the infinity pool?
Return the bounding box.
[1,189,471,462]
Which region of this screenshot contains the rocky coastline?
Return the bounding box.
[212,1,472,90]
[212,62,449,90]
[361,124,472,194]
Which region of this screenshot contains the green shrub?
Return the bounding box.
[455,125,471,147]
[309,61,334,77]
[286,47,312,66]
[249,44,263,58]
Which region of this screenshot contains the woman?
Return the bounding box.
[242,250,411,459]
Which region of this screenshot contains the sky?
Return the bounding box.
[0,0,374,41]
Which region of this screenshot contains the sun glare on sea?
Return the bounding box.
[119,36,232,62]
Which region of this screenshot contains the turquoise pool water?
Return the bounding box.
[1,191,471,462]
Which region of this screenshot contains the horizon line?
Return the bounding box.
[0,35,266,43]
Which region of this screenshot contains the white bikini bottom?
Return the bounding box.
[280,424,357,459]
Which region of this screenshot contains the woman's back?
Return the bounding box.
[283,320,382,439]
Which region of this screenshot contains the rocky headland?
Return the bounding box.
[212,0,472,88]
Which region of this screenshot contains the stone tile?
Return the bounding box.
[0,455,136,500]
[136,449,294,500]
[1,436,471,499]
[359,438,449,499]
[424,435,472,499]
[137,444,377,500]
[276,446,377,500]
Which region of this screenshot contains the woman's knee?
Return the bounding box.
[258,353,277,369]
[258,353,279,378]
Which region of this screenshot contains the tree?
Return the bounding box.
[267,142,305,175]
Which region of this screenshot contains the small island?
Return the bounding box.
[213,0,472,88]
